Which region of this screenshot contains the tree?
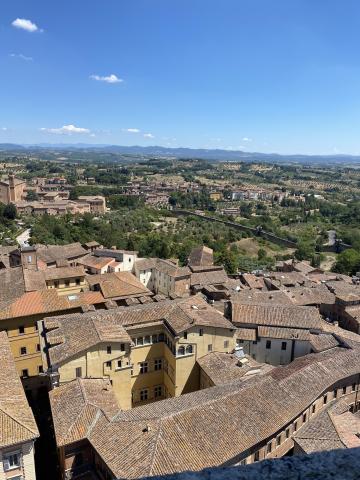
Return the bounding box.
[26,190,39,201]
[294,241,315,261]
[333,249,360,275]
[3,203,17,220]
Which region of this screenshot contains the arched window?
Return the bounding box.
[177,346,185,356]
[186,345,193,354]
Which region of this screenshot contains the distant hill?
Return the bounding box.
[1,143,360,164]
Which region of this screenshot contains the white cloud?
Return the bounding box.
[143,133,154,139]
[123,128,140,133]
[40,124,90,135]
[90,74,123,84]
[242,137,252,142]
[12,18,41,33]
[10,53,33,61]
[1,127,8,131]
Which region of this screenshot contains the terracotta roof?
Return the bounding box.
[23,269,47,291]
[231,303,321,329]
[45,312,132,365]
[53,344,360,478]
[0,332,39,448]
[77,255,115,270]
[235,328,257,341]
[44,296,234,366]
[86,271,152,299]
[155,259,191,278]
[188,246,214,267]
[266,271,309,287]
[197,352,272,386]
[44,266,85,281]
[326,282,360,303]
[36,242,87,264]
[135,258,157,271]
[230,290,293,305]
[293,261,318,275]
[190,269,228,287]
[49,378,119,446]
[241,274,266,290]
[257,326,311,341]
[294,400,360,453]
[284,286,335,306]
[309,333,340,352]
[0,290,105,320]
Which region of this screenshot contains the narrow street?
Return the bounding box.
[16,228,31,247]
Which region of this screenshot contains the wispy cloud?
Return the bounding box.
[40,124,90,135]
[242,137,252,142]
[143,133,154,139]
[123,128,140,133]
[90,74,123,84]
[1,127,8,131]
[9,53,33,61]
[12,18,41,33]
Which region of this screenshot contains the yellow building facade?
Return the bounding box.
[42,296,236,409]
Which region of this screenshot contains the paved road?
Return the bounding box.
[16,228,31,247]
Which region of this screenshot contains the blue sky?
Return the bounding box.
[1,0,360,154]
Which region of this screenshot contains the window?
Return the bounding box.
[75,367,82,378]
[76,278,81,286]
[34,322,38,331]
[237,339,244,345]
[267,442,272,454]
[343,386,347,395]
[240,459,247,466]
[266,340,271,349]
[254,451,260,462]
[177,346,185,356]
[302,413,307,423]
[334,389,338,399]
[65,280,70,287]
[186,345,193,354]
[38,365,44,374]
[139,362,148,374]
[285,428,290,439]
[281,342,287,351]
[152,334,158,344]
[54,280,59,288]
[276,435,281,446]
[158,333,165,342]
[120,343,125,351]
[137,337,144,346]
[252,340,257,345]
[107,346,112,354]
[184,331,188,340]
[106,361,112,369]
[37,343,41,352]
[144,335,151,344]
[352,383,356,392]
[20,346,27,355]
[208,344,213,352]
[312,404,316,414]
[224,340,229,348]
[3,452,21,471]
[22,369,29,378]
[323,394,328,405]
[199,328,203,336]
[154,385,162,398]
[19,326,25,334]
[117,360,122,369]
[154,359,163,371]
[294,421,297,432]
[27,255,32,263]
[140,389,148,401]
